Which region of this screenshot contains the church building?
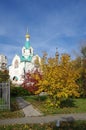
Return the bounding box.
[9,32,41,85]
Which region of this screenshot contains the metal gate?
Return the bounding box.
[0,82,10,110]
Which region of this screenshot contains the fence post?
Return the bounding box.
[0,82,10,110]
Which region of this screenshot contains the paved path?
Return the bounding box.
[16,97,43,117]
[0,97,86,125]
[0,113,86,125]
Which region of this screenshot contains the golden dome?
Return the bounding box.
[25,33,30,39]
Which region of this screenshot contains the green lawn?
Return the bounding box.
[0,121,86,130]
[24,96,86,115]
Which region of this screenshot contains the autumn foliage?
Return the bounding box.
[35,53,80,107]
[0,70,9,82]
[22,69,42,94]
[22,52,80,107]
[73,46,86,97]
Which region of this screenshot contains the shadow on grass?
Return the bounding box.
[60,98,76,108]
[53,121,86,130]
[29,95,48,101]
[10,100,20,111]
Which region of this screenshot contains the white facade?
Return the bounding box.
[9,33,41,85]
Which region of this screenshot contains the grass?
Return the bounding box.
[0,120,86,130]
[0,97,24,119]
[24,95,86,115]
[0,95,86,119]
[0,98,5,104]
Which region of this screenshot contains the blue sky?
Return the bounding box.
[0,0,86,65]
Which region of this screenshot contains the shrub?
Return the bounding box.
[10,86,31,97]
[22,69,42,94]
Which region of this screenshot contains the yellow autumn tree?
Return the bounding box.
[35,52,80,107]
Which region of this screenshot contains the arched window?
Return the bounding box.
[30,49,31,54]
[13,76,18,81]
[23,49,25,53]
[14,60,19,68]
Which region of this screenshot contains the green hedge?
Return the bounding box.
[10,86,31,97]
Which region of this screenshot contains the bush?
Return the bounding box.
[10,86,31,97]
[22,69,42,94]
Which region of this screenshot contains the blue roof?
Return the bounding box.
[21,55,32,62]
[25,41,30,49]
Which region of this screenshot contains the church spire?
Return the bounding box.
[25,27,30,41]
[25,28,30,49]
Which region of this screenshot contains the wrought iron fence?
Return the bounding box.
[0,82,10,110]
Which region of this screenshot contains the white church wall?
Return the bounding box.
[9,32,41,85]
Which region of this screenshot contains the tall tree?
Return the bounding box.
[35,53,80,107]
[81,46,86,58]
[80,45,86,97]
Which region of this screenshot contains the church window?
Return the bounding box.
[30,49,31,53]
[13,76,18,81]
[23,49,25,53]
[14,60,19,68]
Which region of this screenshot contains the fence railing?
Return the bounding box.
[0,82,10,110]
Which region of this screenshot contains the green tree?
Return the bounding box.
[81,46,86,58]
[80,45,86,97]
